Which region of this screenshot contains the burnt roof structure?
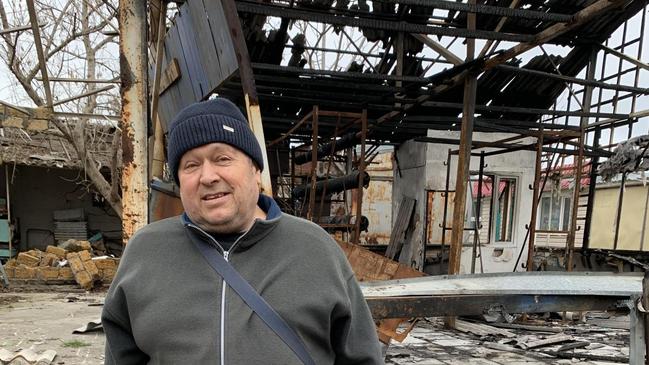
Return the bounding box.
[198,0,648,145]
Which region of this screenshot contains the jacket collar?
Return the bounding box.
[182,194,282,252]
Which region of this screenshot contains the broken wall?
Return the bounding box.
[393,130,535,273]
[5,165,122,251]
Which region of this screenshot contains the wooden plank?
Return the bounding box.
[162,24,195,120]
[176,5,209,100]
[385,196,416,260]
[186,0,227,94]
[166,25,196,105]
[203,0,238,88]
[158,46,181,132]
[159,58,180,94]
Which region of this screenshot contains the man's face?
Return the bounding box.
[178,142,262,234]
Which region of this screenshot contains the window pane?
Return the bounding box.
[550,196,561,230]
[562,197,572,231]
[495,178,516,242]
[540,197,551,230]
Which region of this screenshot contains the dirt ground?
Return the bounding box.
[0,286,106,365]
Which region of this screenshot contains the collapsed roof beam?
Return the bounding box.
[252,63,428,83]
[421,101,628,121]
[375,0,573,23]
[496,64,649,95]
[374,0,626,132]
[236,2,535,42]
[598,43,649,71]
[414,137,611,158]
[484,0,629,70]
[412,34,463,66]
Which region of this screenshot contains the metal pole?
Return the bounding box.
[353,110,368,244]
[440,148,452,274]
[221,0,273,196]
[527,130,544,271]
[638,271,649,365]
[291,147,296,214]
[307,106,319,220]
[471,152,485,274]
[582,127,601,251]
[641,183,649,252]
[613,173,627,251]
[119,0,148,243]
[630,293,646,365]
[5,165,11,259]
[566,48,597,270]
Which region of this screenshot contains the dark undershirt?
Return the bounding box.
[209,231,245,251]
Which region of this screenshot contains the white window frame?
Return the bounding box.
[491,175,519,245]
[537,193,572,232]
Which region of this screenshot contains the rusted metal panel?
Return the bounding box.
[366,294,628,319]
[149,181,184,222]
[336,239,424,343]
[120,0,148,243]
[360,152,393,245]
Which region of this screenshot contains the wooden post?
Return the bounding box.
[150,1,168,180]
[447,0,477,328]
[448,0,477,277]
[221,0,273,195]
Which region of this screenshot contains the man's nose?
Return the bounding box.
[199,163,221,185]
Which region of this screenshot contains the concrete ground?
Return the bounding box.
[0,285,632,364]
[0,286,105,365]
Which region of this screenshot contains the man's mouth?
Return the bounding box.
[202,192,229,200]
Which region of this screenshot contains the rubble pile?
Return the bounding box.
[2,239,119,290]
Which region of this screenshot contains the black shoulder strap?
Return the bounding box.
[189,233,316,365]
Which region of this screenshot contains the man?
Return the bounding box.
[102,98,383,364]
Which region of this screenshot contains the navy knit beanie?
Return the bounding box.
[167,98,264,185]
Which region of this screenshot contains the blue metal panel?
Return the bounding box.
[0,219,10,242]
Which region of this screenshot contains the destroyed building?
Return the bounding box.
[2,0,649,363]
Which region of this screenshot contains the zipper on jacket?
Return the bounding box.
[186,223,252,365]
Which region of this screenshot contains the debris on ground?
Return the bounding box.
[72,319,103,334]
[385,314,630,364]
[0,347,56,365]
[2,241,119,290]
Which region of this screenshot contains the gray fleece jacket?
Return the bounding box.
[102,195,383,364]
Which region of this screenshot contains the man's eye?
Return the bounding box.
[184,162,198,170]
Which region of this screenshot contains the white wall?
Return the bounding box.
[394,130,536,273]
